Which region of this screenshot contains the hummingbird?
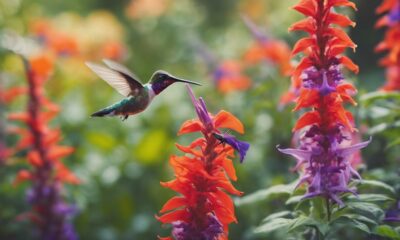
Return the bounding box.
[86,59,201,120]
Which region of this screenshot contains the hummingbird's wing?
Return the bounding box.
[86,62,144,97]
[102,59,143,84]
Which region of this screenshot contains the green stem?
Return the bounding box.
[326,197,331,222]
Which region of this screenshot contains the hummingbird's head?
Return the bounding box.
[150,70,201,95]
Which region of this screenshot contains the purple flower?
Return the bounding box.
[186,85,213,130]
[385,201,400,222]
[172,214,224,240]
[301,60,344,95]
[26,182,78,240]
[388,3,400,24]
[278,125,371,206]
[213,133,250,163]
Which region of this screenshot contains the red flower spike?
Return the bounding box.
[280,0,368,207]
[158,87,248,239]
[375,0,400,91]
[7,55,79,239]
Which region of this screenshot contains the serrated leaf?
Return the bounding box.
[254,218,293,235]
[262,211,292,223]
[356,180,396,194]
[374,225,400,240]
[235,183,295,206]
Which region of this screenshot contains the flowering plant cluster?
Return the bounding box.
[375,0,400,91]
[193,16,291,95]
[278,0,370,207]
[8,55,79,240]
[30,13,126,61]
[157,86,249,239]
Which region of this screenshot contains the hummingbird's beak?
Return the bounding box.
[170,76,202,86]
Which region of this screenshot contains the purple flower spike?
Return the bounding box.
[213,133,250,163]
[279,124,371,206]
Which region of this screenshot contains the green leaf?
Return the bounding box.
[351,219,371,234]
[288,215,329,235]
[235,182,295,206]
[310,197,325,221]
[346,201,385,221]
[340,214,378,225]
[348,194,394,203]
[374,225,400,240]
[332,216,371,234]
[386,138,400,150]
[361,91,400,104]
[356,180,396,194]
[368,120,400,135]
[254,218,293,235]
[261,211,292,223]
[286,195,303,205]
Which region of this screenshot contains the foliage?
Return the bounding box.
[0,0,399,239]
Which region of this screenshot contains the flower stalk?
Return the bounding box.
[375,0,400,91]
[279,0,370,207]
[9,55,79,240]
[157,85,249,240]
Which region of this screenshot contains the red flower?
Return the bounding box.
[244,40,292,76]
[31,20,79,57]
[241,15,295,107]
[278,0,368,207]
[157,86,248,239]
[290,0,358,132]
[0,82,27,164]
[8,54,79,239]
[214,60,252,94]
[375,0,400,91]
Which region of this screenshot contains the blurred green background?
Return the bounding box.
[1,0,398,239]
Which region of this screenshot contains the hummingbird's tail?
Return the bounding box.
[91,107,115,117]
